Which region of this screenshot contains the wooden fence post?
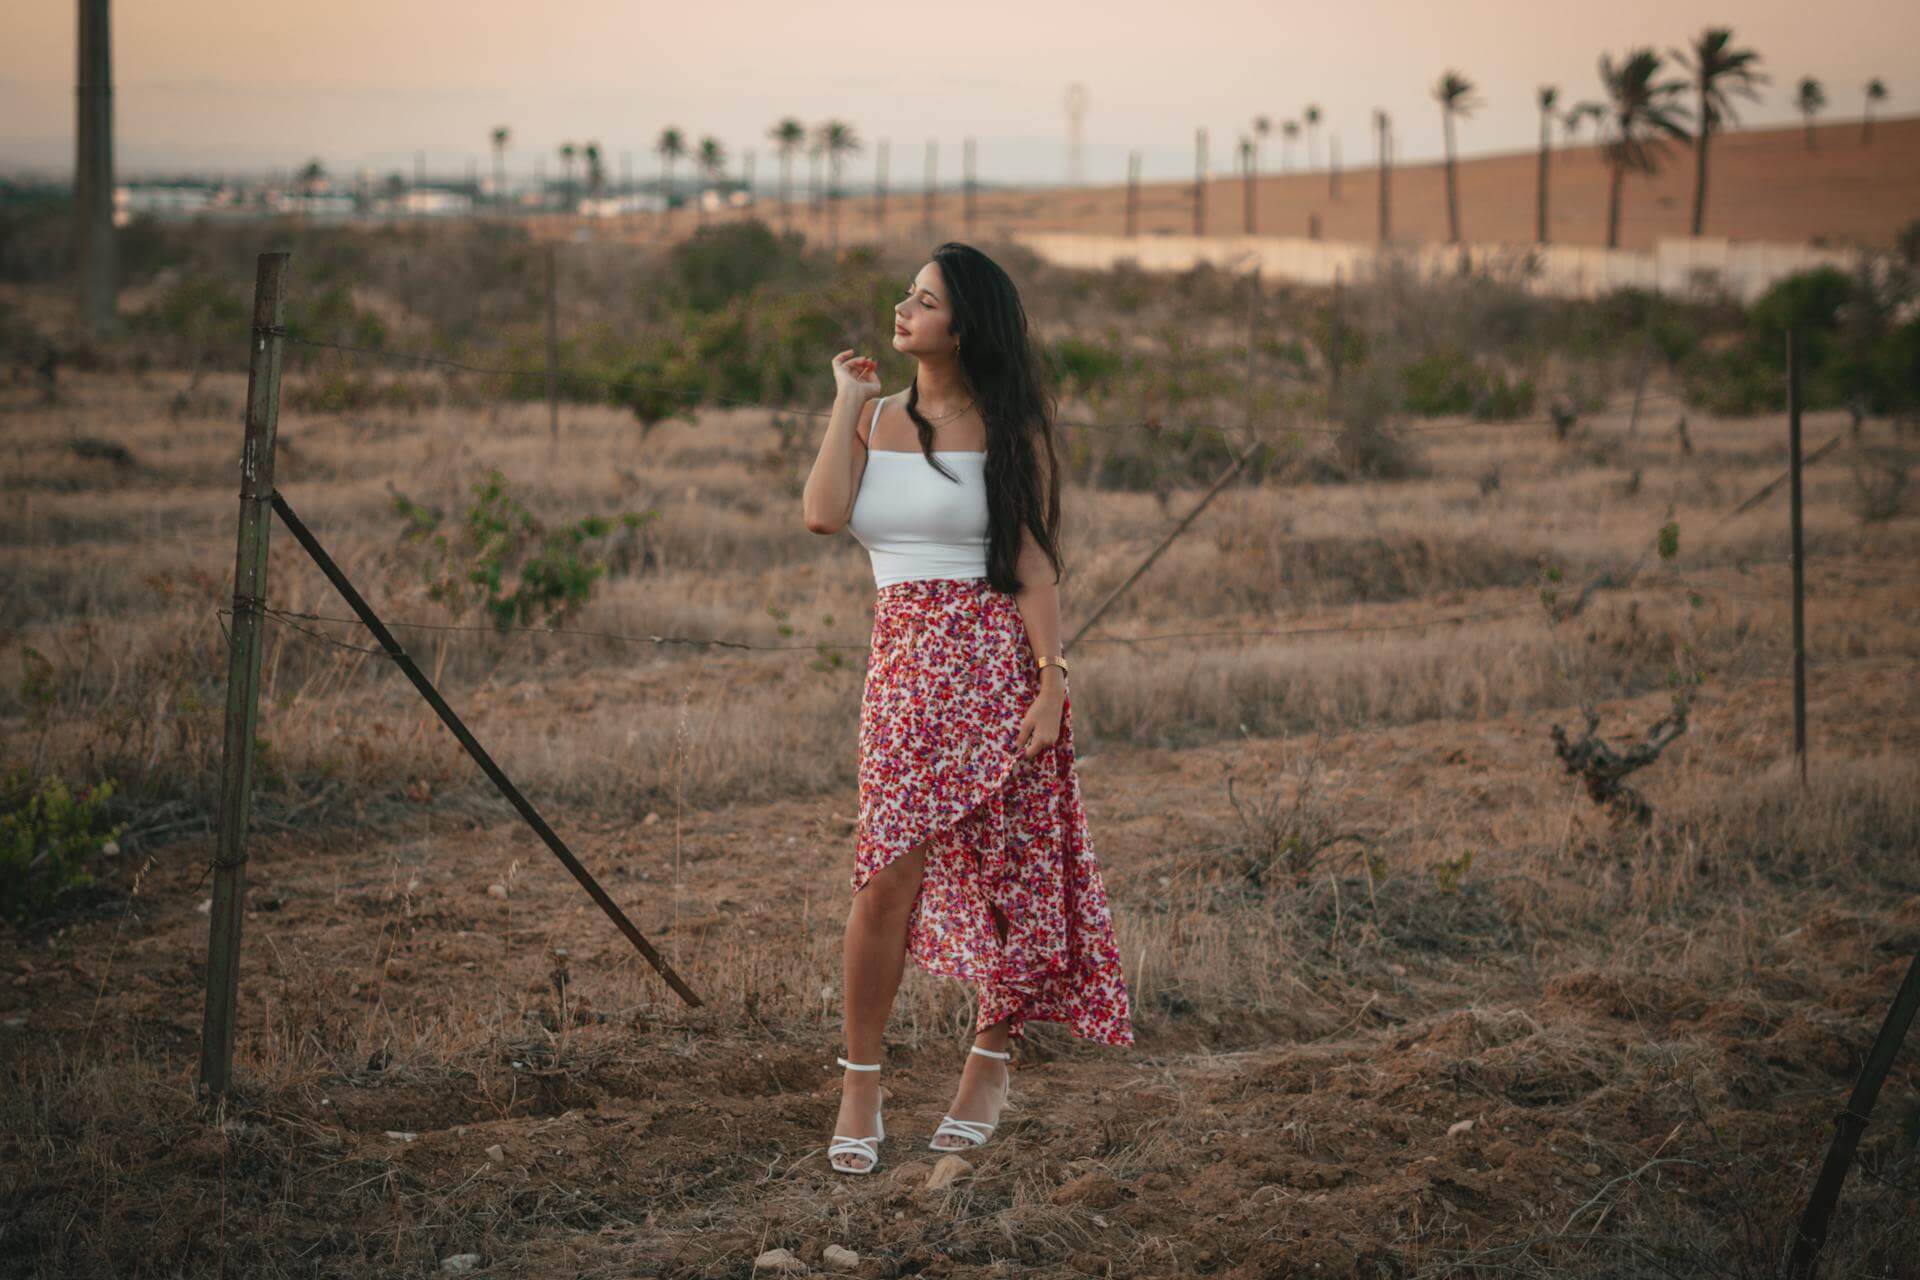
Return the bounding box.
[198,250,289,1101]
[1787,327,1808,785]
[1125,151,1140,238]
[546,244,560,441]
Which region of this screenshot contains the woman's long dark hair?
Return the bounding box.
[902,242,1065,596]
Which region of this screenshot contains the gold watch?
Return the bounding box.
[1036,654,1070,678]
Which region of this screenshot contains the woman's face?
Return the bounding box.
[891,262,958,358]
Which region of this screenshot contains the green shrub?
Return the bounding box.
[1050,333,1127,398]
[1400,348,1480,415]
[614,329,705,430]
[665,219,804,312]
[1399,347,1536,419]
[390,469,657,631]
[0,770,125,925]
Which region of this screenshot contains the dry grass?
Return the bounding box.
[2,341,1917,1275]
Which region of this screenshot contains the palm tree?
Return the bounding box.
[1239,135,1256,232]
[696,136,727,225]
[1304,103,1322,169]
[816,120,863,250]
[655,127,686,226]
[584,141,605,200]
[1798,76,1827,150]
[1563,100,1605,157]
[1252,114,1271,176]
[1536,86,1558,243]
[1596,48,1693,249]
[490,126,511,211]
[1671,27,1767,236]
[1281,119,1300,172]
[1433,69,1483,244]
[767,118,805,236]
[1863,77,1888,143]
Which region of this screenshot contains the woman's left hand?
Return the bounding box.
[1013,688,1065,759]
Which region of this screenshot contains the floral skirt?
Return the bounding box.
[852,575,1134,1048]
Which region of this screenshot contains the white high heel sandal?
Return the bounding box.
[828,1056,888,1175]
[929,1044,1013,1152]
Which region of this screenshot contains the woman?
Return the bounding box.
[801,242,1134,1176]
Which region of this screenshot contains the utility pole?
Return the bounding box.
[1193,128,1208,236]
[923,139,937,244]
[1375,110,1392,243]
[963,136,976,238]
[75,0,117,340]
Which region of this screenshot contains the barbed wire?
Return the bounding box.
[218,416,1839,666]
[272,326,1687,442]
[217,598,1542,661]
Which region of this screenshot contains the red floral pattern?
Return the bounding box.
[852,576,1134,1048]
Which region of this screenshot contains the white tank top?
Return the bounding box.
[846,392,990,589]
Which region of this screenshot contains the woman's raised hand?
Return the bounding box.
[832,350,882,402]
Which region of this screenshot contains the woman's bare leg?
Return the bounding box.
[931,908,1014,1149]
[830,839,928,1170]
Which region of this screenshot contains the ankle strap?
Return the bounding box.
[969,1045,1011,1061]
[837,1056,882,1071]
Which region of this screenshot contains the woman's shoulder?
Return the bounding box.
[858,389,889,446]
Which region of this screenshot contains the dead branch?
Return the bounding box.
[1550,701,1689,826]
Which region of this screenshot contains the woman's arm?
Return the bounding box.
[1008,515,1068,758]
[803,353,880,534]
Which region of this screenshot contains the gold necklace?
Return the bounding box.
[917,397,975,424]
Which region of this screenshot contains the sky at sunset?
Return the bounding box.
[3,0,1914,186]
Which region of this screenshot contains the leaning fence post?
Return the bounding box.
[199,250,289,1102]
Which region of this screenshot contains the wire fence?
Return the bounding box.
[217,397,1837,668]
[207,252,1806,676]
[271,326,1689,440]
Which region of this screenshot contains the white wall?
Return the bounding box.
[1009,232,1865,303]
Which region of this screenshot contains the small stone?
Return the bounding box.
[926,1153,973,1188]
[440,1255,482,1275]
[486,1144,505,1164]
[823,1244,860,1271]
[487,884,508,899]
[101,840,120,856]
[886,1159,934,1188]
[1583,1162,1602,1176]
[196,898,213,914]
[385,1130,419,1142]
[1447,1119,1474,1138]
[752,1247,804,1274]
